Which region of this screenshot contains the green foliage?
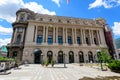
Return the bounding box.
[97,49,112,64]
[108,60,120,72]
[51,59,54,67]
[101,49,112,63]
[45,58,49,66]
[0,55,14,61]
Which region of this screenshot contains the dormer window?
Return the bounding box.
[20,14,25,22]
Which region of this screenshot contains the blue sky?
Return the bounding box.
[0,0,120,46]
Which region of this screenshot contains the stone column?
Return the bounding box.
[53,27,55,43]
[45,26,48,43]
[80,28,83,44]
[74,28,77,44]
[65,28,68,44]
[97,30,100,45]
[63,27,65,44]
[35,26,38,43]
[21,28,25,43]
[13,28,17,43]
[42,26,45,43]
[56,27,58,43]
[72,28,74,44]
[91,30,94,44]
[83,29,86,44]
[89,29,92,45]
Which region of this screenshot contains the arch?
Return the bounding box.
[58,51,63,63]
[47,51,53,63]
[16,34,21,44]
[12,51,17,58]
[78,51,84,63]
[69,51,74,63]
[33,49,42,64]
[88,51,94,63]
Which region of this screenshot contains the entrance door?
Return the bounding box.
[47,51,53,63]
[58,51,63,63]
[79,51,84,63]
[34,50,42,64]
[69,51,74,63]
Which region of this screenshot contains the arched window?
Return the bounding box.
[16,34,21,44]
[88,51,93,62]
[58,51,63,63]
[69,51,74,63]
[47,51,53,63]
[12,51,17,58]
[79,51,84,63]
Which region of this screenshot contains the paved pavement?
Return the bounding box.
[0,64,120,80]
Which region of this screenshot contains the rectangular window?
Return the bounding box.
[68,36,72,45]
[77,37,80,44]
[18,27,23,33]
[48,36,53,44]
[58,36,63,45]
[37,35,42,44]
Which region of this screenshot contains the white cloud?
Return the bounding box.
[89,0,120,9]
[112,22,120,36]
[0,38,11,47]
[0,0,56,23]
[0,25,13,35]
[52,0,60,7]
[24,2,56,15]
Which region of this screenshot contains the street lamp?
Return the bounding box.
[41,54,44,64]
[96,49,103,70]
[63,53,66,68]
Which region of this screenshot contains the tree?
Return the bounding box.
[97,49,112,65]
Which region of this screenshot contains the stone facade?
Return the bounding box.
[7,8,108,64]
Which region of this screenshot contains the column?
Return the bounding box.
[80,28,83,44]
[74,28,77,44]
[21,28,25,43]
[65,28,68,43]
[13,28,17,43]
[91,30,94,44]
[89,29,92,45]
[63,27,65,43]
[97,30,100,45]
[45,26,48,43]
[72,28,74,44]
[56,27,58,43]
[35,26,38,43]
[53,27,55,43]
[42,26,45,43]
[83,29,86,44]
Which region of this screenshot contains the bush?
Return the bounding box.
[108,60,120,72]
[45,58,49,67]
[51,59,54,67]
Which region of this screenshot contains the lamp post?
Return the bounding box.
[63,53,66,68]
[96,49,103,70]
[41,54,44,64]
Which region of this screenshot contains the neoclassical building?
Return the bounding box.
[7,8,108,64]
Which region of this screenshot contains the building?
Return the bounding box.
[0,46,8,57]
[104,26,116,59]
[7,8,108,64]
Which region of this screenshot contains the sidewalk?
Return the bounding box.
[0,64,120,80]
